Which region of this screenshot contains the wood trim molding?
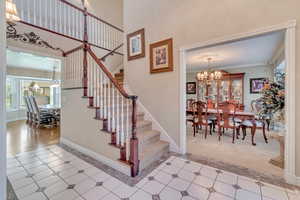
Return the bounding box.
[0,1,7,198]
[127,28,145,61]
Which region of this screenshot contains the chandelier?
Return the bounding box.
[196,58,222,83]
[6,0,20,22]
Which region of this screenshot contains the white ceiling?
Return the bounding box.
[186,31,285,71]
[6,49,61,72]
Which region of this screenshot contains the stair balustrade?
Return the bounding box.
[13,0,123,54]
[16,0,140,176]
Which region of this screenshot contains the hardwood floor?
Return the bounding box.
[6,120,60,156]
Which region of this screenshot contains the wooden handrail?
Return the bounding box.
[87,46,133,99]
[87,12,124,33]
[63,44,84,57]
[19,20,123,56]
[100,44,124,61]
[59,0,85,12]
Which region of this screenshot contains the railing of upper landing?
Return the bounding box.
[13,0,124,55]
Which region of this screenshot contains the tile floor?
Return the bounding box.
[7,145,299,200]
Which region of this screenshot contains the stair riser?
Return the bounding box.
[104,121,152,133]
[139,144,169,170]
[139,134,161,152]
[136,123,152,133]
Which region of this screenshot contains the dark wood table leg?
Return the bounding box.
[251,122,257,146]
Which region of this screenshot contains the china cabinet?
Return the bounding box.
[197,71,245,110]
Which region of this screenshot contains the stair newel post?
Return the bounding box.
[129,96,139,177]
[82,5,88,97]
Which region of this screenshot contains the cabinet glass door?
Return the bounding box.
[207,80,218,102]
[231,79,243,103]
[219,80,230,102]
[197,82,206,101]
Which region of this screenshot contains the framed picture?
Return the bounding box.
[150,38,173,73]
[250,78,266,93]
[127,28,145,61]
[186,82,197,94]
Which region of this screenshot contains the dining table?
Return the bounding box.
[186,108,265,145]
[186,108,255,119]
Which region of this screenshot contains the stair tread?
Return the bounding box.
[139,140,169,161]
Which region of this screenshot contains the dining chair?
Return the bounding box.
[24,96,34,124]
[240,100,269,146]
[216,102,241,143]
[29,96,54,128]
[186,99,195,125]
[191,101,213,137]
[251,99,271,131]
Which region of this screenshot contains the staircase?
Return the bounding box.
[14,0,170,177]
[92,96,169,171]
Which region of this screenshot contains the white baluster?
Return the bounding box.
[116,92,120,145]
[33,0,36,25]
[76,10,79,39]
[100,71,104,118]
[27,0,30,22]
[103,76,106,118]
[93,61,97,106]
[121,97,124,146]
[20,0,24,20]
[96,68,99,108]
[126,98,129,139]
[64,4,67,35]
[59,1,62,33]
[111,86,116,132]
[107,81,111,132]
[87,55,90,97]
[126,99,130,161]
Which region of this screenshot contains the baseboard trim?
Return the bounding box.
[284,171,300,186]
[60,137,131,176]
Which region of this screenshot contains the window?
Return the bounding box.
[6,76,61,111]
[6,78,19,110]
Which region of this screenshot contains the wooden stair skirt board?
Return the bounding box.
[84,95,170,173]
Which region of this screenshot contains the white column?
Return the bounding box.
[284,22,296,184]
[0,0,7,199]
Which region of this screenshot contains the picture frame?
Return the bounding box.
[186,82,197,94]
[250,78,267,93]
[150,38,173,74]
[127,28,145,61]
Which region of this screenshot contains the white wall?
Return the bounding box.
[0,0,7,199]
[123,0,300,176]
[61,89,123,164]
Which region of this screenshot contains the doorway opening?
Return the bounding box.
[6,48,62,156]
[179,21,296,184]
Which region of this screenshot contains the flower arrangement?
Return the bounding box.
[258,71,285,121]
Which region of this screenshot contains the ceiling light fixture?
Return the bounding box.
[196,57,222,84]
[6,0,20,22]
